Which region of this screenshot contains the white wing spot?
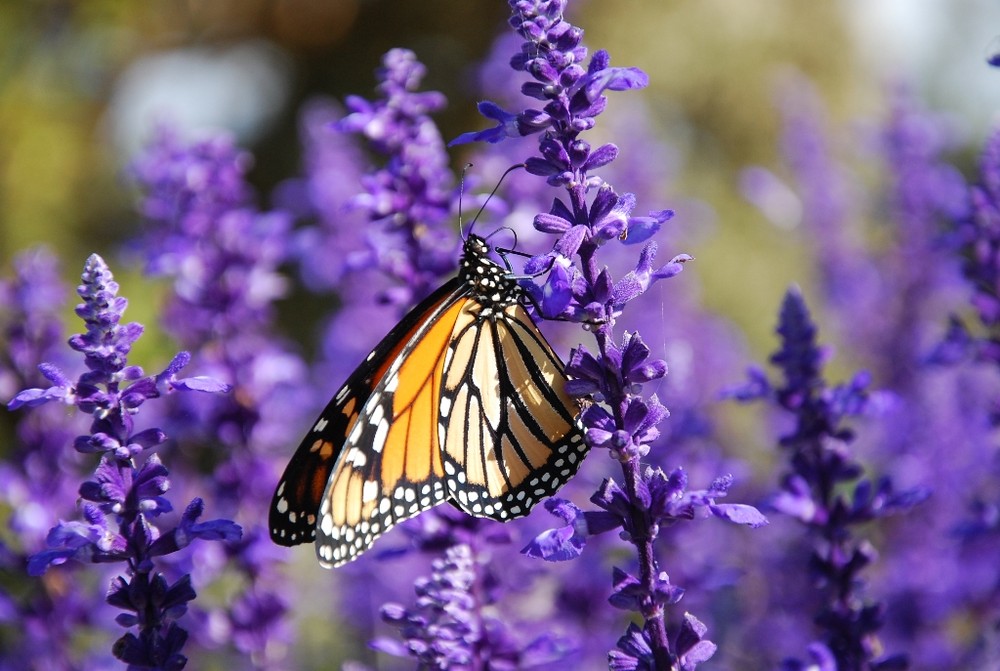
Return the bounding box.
[385,374,399,393]
[372,418,389,454]
[371,403,385,427]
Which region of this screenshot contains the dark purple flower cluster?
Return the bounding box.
[8,254,240,669]
[454,1,765,668]
[727,287,929,670]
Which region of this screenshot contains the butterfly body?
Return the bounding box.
[270,234,586,567]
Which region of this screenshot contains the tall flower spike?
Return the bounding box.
[0,247,99,668]
[132,128,306,665]
[9,254,240,668]
[727,287,927,670]
[453,2,764,668]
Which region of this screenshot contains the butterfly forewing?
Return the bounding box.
[313,293,469,567]
[269,278,462,547]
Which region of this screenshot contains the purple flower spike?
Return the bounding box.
[471,2,762,666]
[729,287,925,669]
[336,48,458,307]
[373,543,569,668]
[11,255,239,666]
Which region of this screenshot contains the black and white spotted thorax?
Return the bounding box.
[460,235,523,319]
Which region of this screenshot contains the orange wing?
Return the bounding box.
[269,278,462,549]
[312,293,470,567]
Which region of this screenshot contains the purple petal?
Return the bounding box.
[582,143,619,171]
[623,209,674,245]
[169,376,232,393]
[540,261,573,317]
[554,225,589,258]
[534,212,573,234]
[449,101,520,146]
[7,386,66,409]
[710,503,769,528]
[38,362,72,387]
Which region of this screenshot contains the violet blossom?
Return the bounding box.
[8,253,240,669]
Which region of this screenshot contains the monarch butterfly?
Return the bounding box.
[269,233,587,567]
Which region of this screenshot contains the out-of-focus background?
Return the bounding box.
[3,1,1000,669]
[4,0,998,326]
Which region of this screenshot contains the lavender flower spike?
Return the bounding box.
[455,1,765,668]
[727,287,927,670]
[10,254,240,668]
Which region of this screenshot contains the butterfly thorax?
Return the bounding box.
[460,235,522,319]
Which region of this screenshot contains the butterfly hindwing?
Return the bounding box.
[440,301,586,521]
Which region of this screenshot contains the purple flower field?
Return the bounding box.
[2,2,1000,669]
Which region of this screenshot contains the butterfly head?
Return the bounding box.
[460,234,522,313]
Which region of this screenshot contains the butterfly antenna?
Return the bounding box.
[467,163,526,239]
[458,162,474,241]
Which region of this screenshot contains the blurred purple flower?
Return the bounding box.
[373,543,571,669]
[131,126,315,664]
[728,287,927,670]
[336,48,458,308]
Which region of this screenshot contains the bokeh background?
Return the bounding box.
[3,0,1000,350]
[3,0,1000,669]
